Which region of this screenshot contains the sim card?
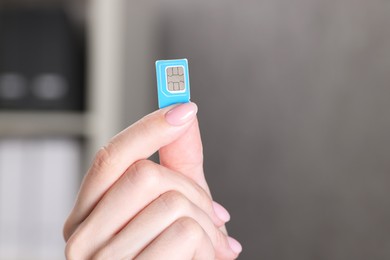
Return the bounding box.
[155,58,191,108]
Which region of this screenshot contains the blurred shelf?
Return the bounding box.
[0,111,86,137]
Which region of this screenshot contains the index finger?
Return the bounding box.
[64,103,198,239]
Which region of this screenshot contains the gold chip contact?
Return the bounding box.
[166,66,185,92]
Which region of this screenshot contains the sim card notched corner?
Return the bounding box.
[155,58,191,109]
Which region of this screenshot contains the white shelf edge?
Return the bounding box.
[0,111,86,137]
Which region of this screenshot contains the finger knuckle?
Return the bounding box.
[92,142,118,172]
[126,160,161,188]
[185,180,213,218]
[193,184,213,212]
[159,191,192,217]
[63,217,74,242]
[214,228,229,252]
[65,233,83,260]
[92,247,112,260]
[174,217,205,243]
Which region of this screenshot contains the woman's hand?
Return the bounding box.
[63,103,242,259]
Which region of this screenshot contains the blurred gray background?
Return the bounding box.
[1,0,388,259]
[127,0,390,259]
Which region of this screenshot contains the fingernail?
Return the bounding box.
[227,236,242,254]
[165,102,198,126]
[212,201,231,223]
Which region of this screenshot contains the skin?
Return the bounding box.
[63,103,241,259]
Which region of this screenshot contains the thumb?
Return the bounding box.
[159,105,210,195]
[159,103,229,235]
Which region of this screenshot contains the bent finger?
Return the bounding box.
[93,191,237,260]
[159,118,209,194]
[135,217,215,260]
[65,160,229,258]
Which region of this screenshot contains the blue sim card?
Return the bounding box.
[155,59,191,108]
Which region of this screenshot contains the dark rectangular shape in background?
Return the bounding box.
[0,7,85,111]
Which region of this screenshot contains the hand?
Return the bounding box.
[63,103,242,259]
